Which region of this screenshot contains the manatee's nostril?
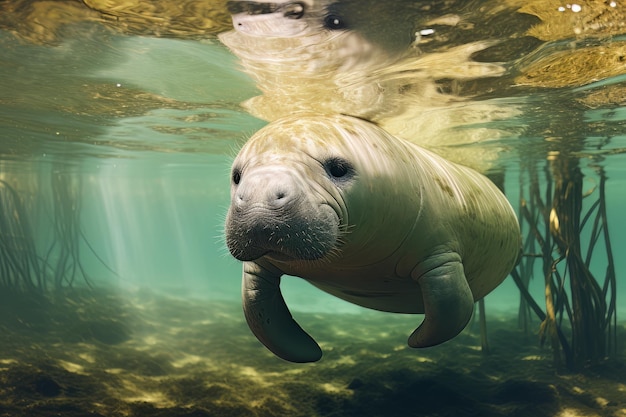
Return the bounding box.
[270,190,288,206]
[269,186,292,207]
[235,188,247,206]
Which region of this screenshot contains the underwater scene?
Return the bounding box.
[1,0,626,416]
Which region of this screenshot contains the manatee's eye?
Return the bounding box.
[232,168,242,185]
[329,162,348,178]
[281,2,306,19]
[323,157,354,181]
[323,14,347,30]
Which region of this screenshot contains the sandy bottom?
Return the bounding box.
[0,287,625,417]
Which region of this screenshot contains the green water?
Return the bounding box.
[1,1,626,416]
[2,23,624,314]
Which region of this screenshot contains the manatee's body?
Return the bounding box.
[225,114,521,362]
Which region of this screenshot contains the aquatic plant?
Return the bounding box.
[0,170,95,293]
[512,157,617,370]
[44,171,92,290]
[0,180,45,291]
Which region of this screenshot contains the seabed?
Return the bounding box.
[0,287,624,417]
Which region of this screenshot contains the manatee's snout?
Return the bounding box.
[232,168,295,211]
[228,1,310,37]
[225,166,339,262]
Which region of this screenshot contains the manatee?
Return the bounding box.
[225,114,521,362]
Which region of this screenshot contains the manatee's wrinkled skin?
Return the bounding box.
[225,114,521,363]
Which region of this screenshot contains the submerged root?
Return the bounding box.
[514,157,617,370]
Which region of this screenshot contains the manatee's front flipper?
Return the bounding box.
[409,255,474,348]
[242,261,322,363]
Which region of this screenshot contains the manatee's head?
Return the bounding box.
[219,1,423,122]
[225,114,419,265]
[220,0,414,82]
[225,117,352,262]
[225,0,413,50]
